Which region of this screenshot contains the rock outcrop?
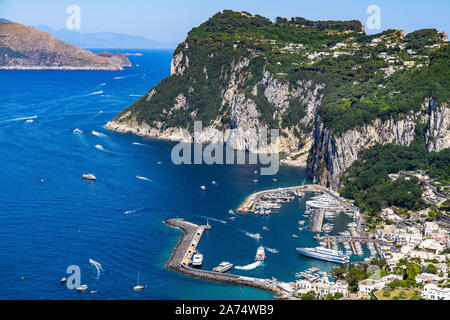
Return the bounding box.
[0,20,128,70]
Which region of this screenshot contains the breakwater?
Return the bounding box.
[163,218,279,293]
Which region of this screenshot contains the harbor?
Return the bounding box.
[164,218,281,294]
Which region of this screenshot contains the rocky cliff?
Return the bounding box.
[307,99,449,189]
[105,10,449,188]
[0,20,129,70]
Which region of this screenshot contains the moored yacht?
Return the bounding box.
[192,253,203,266]
[297,247,350,264]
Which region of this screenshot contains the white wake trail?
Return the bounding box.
[234,261,262,270]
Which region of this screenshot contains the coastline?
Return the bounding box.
[104,119,309,167]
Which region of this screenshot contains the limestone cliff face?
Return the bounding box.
[105,52,324,160]
[307,99,449,189]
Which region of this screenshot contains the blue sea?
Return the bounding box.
[0,50,367,300]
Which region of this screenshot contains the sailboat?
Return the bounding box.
[133,271,144,291]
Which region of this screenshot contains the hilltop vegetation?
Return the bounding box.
[119,10,448,135]
[340,125,450,213]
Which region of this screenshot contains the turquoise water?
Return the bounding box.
[0,50,365,300]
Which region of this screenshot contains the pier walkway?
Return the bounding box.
[164,218,279,294]
[311,209,325,233]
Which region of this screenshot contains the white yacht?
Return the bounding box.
[133,271,144,291]
[82,173,96,181]
[77,284,88,292]
[255,246,265,261]
[192,253,203,266]
[213,262,233,273]
[297,247,350,264]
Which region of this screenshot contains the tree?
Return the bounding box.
[426,264,438,274]
[334,292,344,300]
[399,290,407,299]
[301,291,316,300]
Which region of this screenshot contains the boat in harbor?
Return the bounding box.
[292,234,298,239]
[213,262,233,273]
[133,271,144,291]
[298,220,305,225]
[82,173,96,181]
[228,209,234,214]
[266,248,278,254]
[192,253,203,266]
[262,226,269,231]
[297,247,350,264]
[200,185,206,190]
[255,246,265,261]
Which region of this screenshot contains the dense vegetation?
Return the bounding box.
[116,10,448,137]
[340,125,450,213]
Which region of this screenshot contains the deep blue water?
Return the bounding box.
[0,50,364,300]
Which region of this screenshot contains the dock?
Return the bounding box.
[311,208,325,233]
[164,218,280,294]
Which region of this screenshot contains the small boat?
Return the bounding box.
[228,209,234,214]
[200,185,206,190]
[90,291,97,294]
[254,170,258,174]
[252,179,258,183]
[298,221,305,225]
[77,285,88,292]
[82,173,96,181]
[73,128,82,133]
[267,248,278,254]
[133,271,145,291]
[255,246,266,261]
[249,233,262,240]
[60,277,67,284]
[40,179,45,183]
[229,217,236,220]
[292,234,298,239]
[263,226,269,231]
[157,161,162,165]
[213,262,233,273]
[212,181,217,185]
[192,253,203,266]
[272,178,277,182]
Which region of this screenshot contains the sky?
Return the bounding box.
[1,0,449,43]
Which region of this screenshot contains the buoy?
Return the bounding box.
[21,276,24,280]
[200,186,206,191]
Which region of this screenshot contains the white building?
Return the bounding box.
[358,274,403,298]
[415,272,443,284]
[296,278,348,298]
[419,239,444,254]
[424,222,439,236]
[422,283,450,300]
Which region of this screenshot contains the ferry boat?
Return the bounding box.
[297,247,350,264]
[213,262,233,273]
[255,246,265,261]
[192,253,203,266]
[82,173,96,181]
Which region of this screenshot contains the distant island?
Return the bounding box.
[0,20,131,70]
[34,25,176,49]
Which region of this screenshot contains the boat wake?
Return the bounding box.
[136,175,154,182]
[4,115,38,122]
[113,74,142,80]
[129,94,142,97]
[234,261,262,270]
[123,208,145,215]
[88,90,103,95]
[132,142,150,147]
[91,130,109,138]
[89,259,103,279]
[197,215,227,224]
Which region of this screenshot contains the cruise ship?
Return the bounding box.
[255,246,265,261]
[297,247,350,264]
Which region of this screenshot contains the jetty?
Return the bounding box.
[311,208,325,233]
[236,184,356,214]
[164,218,280,294]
